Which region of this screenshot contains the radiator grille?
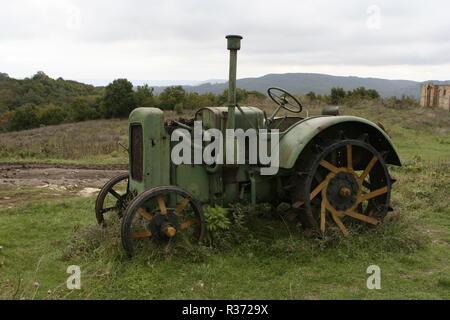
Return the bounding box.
[130,124,143,182]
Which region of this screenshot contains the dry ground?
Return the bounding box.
[0,162,126,187]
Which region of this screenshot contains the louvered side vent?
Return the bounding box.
[131,124,143,182]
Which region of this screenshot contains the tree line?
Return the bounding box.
[304,86,417,109]
[0,73,260,132]
[305,86,380,105]
[2,71,409,133]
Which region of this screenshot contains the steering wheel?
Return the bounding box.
[267,87,303,113]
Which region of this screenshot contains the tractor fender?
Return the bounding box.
[277,115,401,169]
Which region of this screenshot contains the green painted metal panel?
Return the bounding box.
[128,107,170,195]
[197,106,264,131]
[277,115,401,169]
[174,165,210,203]
[234,106,265,130]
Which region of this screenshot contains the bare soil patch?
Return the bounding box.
[0,162,127,188]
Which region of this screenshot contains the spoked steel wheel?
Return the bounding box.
[295,139,393,235]
[95,173,130,226]
[121,186,205,257]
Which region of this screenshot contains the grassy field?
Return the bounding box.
[0,100,449,300]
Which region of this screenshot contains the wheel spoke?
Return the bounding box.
[137,208,153,221]
[320,160,339,173]
[100,206,116,214]
[180,218,199,229]
[174,199,190,215]
[359,156,378,182]
[331,213,349,236]
[359,186,388,202]
[327,205,349,236]
[362,180,372,190]
[157,195,167,215]
[344,211,379,225]
[320,198,327,232]
[347,145,353,170]
[310,180,327,201]
[292,200,304,209]
[108,189,121,199]
[131,231,152,239]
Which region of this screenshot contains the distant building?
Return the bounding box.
[420,83,450,110]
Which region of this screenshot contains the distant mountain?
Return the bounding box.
[152,73,450,98]
[78,78,227,87]
[132,79,226,87]
[8,71,450,99]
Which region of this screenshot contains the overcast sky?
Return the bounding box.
[1,0,449,84]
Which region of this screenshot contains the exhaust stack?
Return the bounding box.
[225,35,242,129]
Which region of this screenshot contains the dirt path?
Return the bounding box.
[0,162,127,188]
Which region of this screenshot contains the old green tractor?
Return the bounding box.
[95,35,401,256]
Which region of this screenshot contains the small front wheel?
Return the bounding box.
[95,173,129,226]
[121,186,205,257]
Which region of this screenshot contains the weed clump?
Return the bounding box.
[63,215,123,261]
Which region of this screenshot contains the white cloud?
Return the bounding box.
[0,0,449,82]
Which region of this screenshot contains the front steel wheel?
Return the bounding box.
[121,186,205,257]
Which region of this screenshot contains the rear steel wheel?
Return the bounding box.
[293,139,393,235]
[95,173,129,226]
[121,186,205,257]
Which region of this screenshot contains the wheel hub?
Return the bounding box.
[339,187,352,197]
[326,171,359,211]
[149,212,178,242]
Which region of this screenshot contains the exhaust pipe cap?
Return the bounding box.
[226,35,243,50]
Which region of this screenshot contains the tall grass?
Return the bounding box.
[0,119,128,162]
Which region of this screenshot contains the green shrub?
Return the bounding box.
[306,91,317,101]
[174,102,184,114]
[134,84,156,108]
[217,88,248,105]
[101,79,136,118]
[158,86,185,110]
[69,97,100,121]
[329,87,346,104]
[38,104,67,126]
[348,87,380,99]
[203,205,231,245]
[9,103,39,131]
[0,110,13,132]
